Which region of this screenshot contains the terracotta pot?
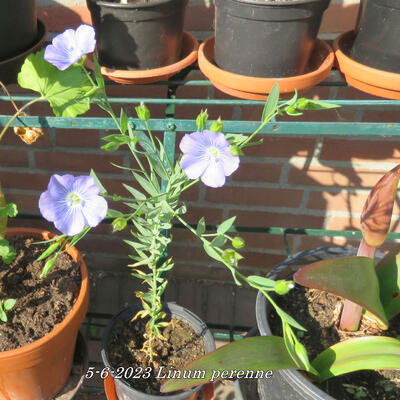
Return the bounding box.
[333,30,400,100]
[0,228,89,400]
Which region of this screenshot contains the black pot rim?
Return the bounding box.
[101,302,215,400]
[88,0,184,9]
[220,0,330,7]
[0,19,46,66]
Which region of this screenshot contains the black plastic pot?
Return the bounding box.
[215,0,330,78]
[214,0,331,78]
[350,0,400,73]
[255,246,358,400]
[0,0,37,62]
[101,302,215,400]
[87,0,188,70]
[0,19,46,85]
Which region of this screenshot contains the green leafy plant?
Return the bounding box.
[161,165,400,393]
[3,24,339,366]
[0,298,16,322]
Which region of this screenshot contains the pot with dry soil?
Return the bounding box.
[255,246,400,400]
[0,227,89,400]
[101,302,215,399]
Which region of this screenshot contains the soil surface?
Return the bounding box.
[0,236,81,351]
[106,316,205,395]
[269,286,400,400]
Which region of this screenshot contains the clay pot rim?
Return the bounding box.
[0,227,89,359]
[84,31,199,84]
[198,36,334,96]
[221,0,328,6]
[333,30,400,91]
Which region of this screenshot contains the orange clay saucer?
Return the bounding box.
[85,31,199,85]
[198,36,334,101]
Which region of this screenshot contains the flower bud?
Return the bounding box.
[196,109,209,131]
[274,280,295,295]
[230,145,244,156]
[232,236,245,249]
[112,217,127,232]
[210,117,224,133]
[135,102,150,121]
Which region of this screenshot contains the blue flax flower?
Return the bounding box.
[39,174,108,236]
[44,24,96,71]
[180,130,240,188]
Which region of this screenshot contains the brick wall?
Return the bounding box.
[2,0,400,322]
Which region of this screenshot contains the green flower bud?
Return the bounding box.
[230,145,244,157]
[135,102,150,121]
[232,236,245,249]
[112,217,127,232]
[196,109,209,131]
[274,280,295,295]
[222,248,243,267]
[210,117,224,132]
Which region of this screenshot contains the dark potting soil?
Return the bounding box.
[107,316,205,395]
[0,236,81,351]
[269,286,400,400]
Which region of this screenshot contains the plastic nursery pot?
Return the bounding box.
[350,0,400,73]
[0,228,89,400]
[0,19,46,85]
[86,0,188,70]
[0,0,37,61]
[333,30,400,100]
[255,246,358,400]
[101,302,216,400]
[214,0,331,78]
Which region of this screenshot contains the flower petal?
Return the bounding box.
[39,191,61,222]
[82,195,108,227]
[44,45,74,71]
[180,154,209,179]
[73,175,100,197]
[219,149,240,176]
[75,24,96,55]
[47,174,74,198]
[179,132,209,155]
[54,207,86,236]
[201,160,226,188]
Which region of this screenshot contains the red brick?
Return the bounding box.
[1,172,49,190]
[239,251,286,269]
[362,110,400,123]
[240,137,316,158]
[1,127,51,147]
[38,6,92,32]
[56,129,99,148]
[288,165,389,188]
[184,206,223,224]
[0,150,29,167]
[1,192,40,213]
[35,151,123,173]
[319,3,359,34]
[307,191,369,213]
[205,186,303,208]
[320,138,400,163]
[184,4,214,31]
[228,209,324,228]
[232,163,281,183]
[296,235,359,252]
[326,216,361,231]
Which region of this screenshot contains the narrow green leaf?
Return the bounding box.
[93,55,105,89]
[36,242,60,261]
[312,336,400,382]
[296,98,340,110]
[120,108,128,134]
[217,216,236,235]
[294,256,388,328]
[203,242,223,262]
[161,336,298,393]
[262,83,279,123]
[0,309,7,323]
[132,172,158,197]
[3,299,16,311]
[90,169,107,194]
[211,235,227,247]
[40,257,57,278]
[247,275,276,291]
[122,183,146,201]
[196,217,206,236]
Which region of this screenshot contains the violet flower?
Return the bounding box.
[180,130,240,188]
[39,174,108,236]
[44,24,96,71]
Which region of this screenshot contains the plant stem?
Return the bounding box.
[0,183,6,239]
[339,238,376,331]
[0,97,44,142]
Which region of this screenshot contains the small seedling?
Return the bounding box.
[0,298,16,322]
